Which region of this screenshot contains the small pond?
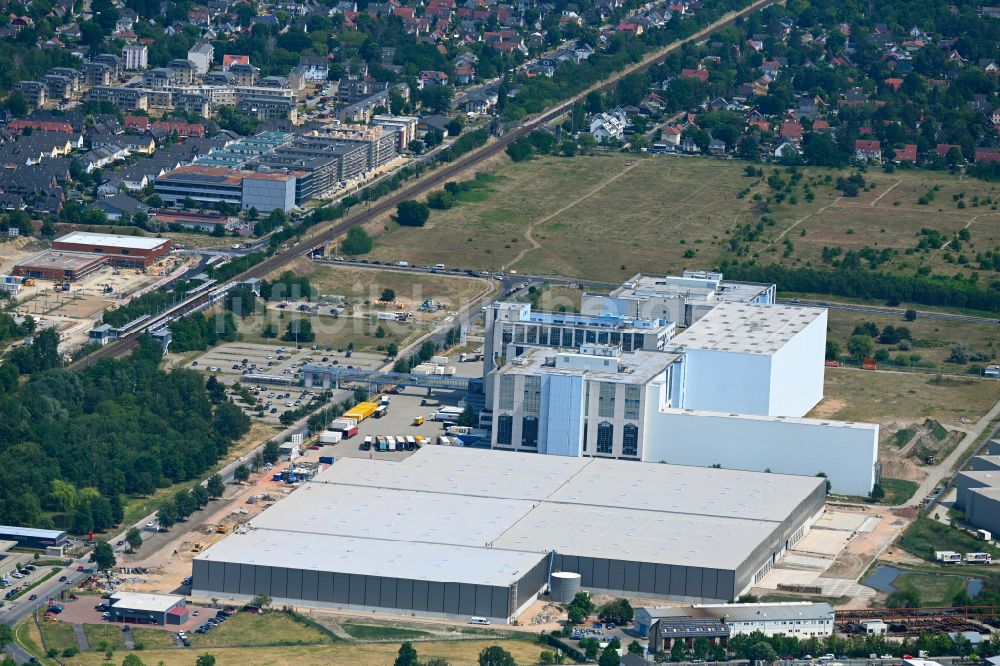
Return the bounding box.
[863,565,983,597]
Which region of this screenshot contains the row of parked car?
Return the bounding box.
[194,607,236,634]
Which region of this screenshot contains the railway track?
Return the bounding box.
[69,0,779,370]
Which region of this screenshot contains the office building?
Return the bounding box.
[481,274,878,495]
[582,271,775,326]
[51,231,171,268]
[0,525,67,549]
[13,250,109,281]
[193,447,826,621]
[155,165,301,213]
[108,592,189,625]
[640,602,835,649]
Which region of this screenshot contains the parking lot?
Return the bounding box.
[182,342,390,425]
[296,385,473,463]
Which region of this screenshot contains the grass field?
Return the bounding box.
[82,624,127,652]
[63,639,543,666]
[189,611,332,648]
[340,623,433,641]
[37,615,79,654]
[881,478,920,504]
[16,617,56,666]
[825,309,1000,370]
[236,311,431,355]
[809,367,1000,426]
[275,258,489,309]
[891,572,969,606]
[366,153,1000,285]
[131,627,182,650]
[899,517,1000,561]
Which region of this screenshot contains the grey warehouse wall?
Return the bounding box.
[550,554,735,602]
[192,560,523,621]
[966,491,1000,538]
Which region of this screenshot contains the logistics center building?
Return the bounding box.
[51,232,171,269]
[192,447,826,623]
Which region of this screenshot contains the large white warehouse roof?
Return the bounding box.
[672,302,825,355]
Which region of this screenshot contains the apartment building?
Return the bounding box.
[123,44,148,70]
[84,86,148,111]
[154,165,302,213]
[187,40,214,75]
[12,81,47,107]
[83,62,112,86]
[372,115,419,151]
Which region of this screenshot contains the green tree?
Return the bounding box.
[599,645,620,666]
[747,641,777,663]
[195,656,216,666]
[122,654,147,666]
[157,502,176,530]
[395,642,419,666]
[207,474,225,499]
[93,541,116,571]
[380,288,396,302]
[847,334,875,361]
[191,484,209,508]
[283,319,315,342]
[251,592,272,610]
[580,638,600,660]
[125,527,142,553]
[396,200,430,227]
[386,343,399,358]
[342,227,373,255]
[479,645,516,666]
[905,309,917,321]
[263,440,280,464]
[628,640,643,655]
[457,408,478,428]
[598,598,633,625]
[233,464,250,483]
[671,640,688,662]
[825,340,840,361]
[4,92,28,117]
[0,623,13,649]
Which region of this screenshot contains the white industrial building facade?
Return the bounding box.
[193,447,826,622]
[482,272,879,496]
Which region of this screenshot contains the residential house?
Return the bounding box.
[854,139,882,162]
[94,193,149,221]
[779,121,803,145]
[588,109,628,143]
[975,148,1000,163]
[774,141,801,160]
[893,144,917,162]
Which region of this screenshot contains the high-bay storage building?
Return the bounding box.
[192,447,826,623]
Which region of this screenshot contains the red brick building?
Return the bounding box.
[51,232,171,269]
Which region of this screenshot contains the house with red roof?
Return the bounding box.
[936,143,961,157]
[884,77,904,91]
[854,139,882,162]
[893,144,917,162]
[780,121,803,144]
[975,148,1000,163]
[680,66,709,82]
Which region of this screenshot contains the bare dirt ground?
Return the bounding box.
[821,506,911,581]
[122,463,298,596]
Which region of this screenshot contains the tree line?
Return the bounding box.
[0,334,252,532]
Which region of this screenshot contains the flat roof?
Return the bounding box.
[312,448,589,501]
[493,502,777,569]
[110,592,184,613]
[672,302,825,355]
[0,525,67,539]
[196,530,545,587]
[609,273,773,304]
[209,447,823,578]
[252,482,535,548]
[498,347,680,385]
[54,231,168,251]
[15,250,107,271]
[546,457,823,522]
[695,601,834,622]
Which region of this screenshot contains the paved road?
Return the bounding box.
[919,399,1000,511]
[777,298,1000,326]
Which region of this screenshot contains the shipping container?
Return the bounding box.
[319,456,334,464]
[385,436,396,451]
[343,401,379,422]
[319,431,342,444]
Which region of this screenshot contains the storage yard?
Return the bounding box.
[192,447,827,622]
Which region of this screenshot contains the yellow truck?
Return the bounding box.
[412,416,425,426]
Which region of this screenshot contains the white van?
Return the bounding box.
[433,263,445,270]
[470,617,490,625]
[397,261,409,267]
